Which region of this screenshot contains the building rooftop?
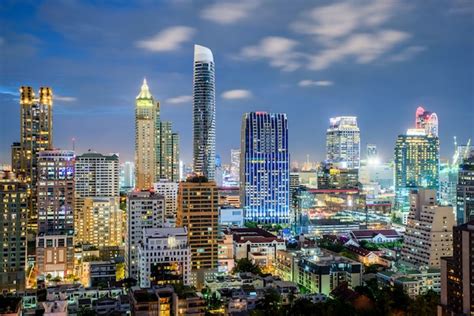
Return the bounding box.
[227,227,283,244]
[351,229,400,239]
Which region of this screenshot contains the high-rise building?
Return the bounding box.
[415,106,438,136]
[125,191,165,279]
[326,116,360,169]
[15,86,53,232]
[120,161,135,192]
[366,144,377,160]
[0,171,28,292]
[401,189,454,268]
[439,220,474,315]
[456,151,474,224]
[240,112,290,224]
[36,150,75,278]
[394,128,440,212]
[138,227,191,288]
[317,163,359,190]
[177,176,218,275]
[135,79,157,190]
[82,197,122,248]
[75,152,120,243]
[193,44,216,180]
[153,180,179,226]
[230,149,240,183]
[156,121,180,182]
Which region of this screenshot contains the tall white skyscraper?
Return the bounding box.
[120,161,135,191]
[326,116,360,169]
[230,149,240,183]
[193,44,216,180]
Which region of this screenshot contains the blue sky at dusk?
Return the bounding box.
[1,0,473,165]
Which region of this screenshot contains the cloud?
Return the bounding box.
[136,26,195,52]
[240,37,302,71]
[388,45,426,62]
[55,95,77,102]
[201,1,260,24]
[166,95,192,104]
[298,80,333,87]
[221,89,253,100]
[309,30,410,70]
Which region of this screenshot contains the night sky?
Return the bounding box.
[1,0,473,165]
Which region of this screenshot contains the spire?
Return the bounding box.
[136,77,153,99]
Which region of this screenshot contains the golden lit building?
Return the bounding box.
[177,176,219,277]
[14,86,53,232]
[82,197,122,248]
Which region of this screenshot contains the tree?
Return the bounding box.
[407,290,439,316]
[233,258,263,276]
[257,288,281,315]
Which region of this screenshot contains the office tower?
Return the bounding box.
[120,161,135,191]
[177,176,219,274]
[366,144,377,160]
[135,79,157,190]
[439,220,474,315]
[457,151,474,224]
[193,44,216,180]
[230,149,240,183]
[240,112,290,224]
[156,120,180,182]
[138,227,191,288]
[11,142,22,175]
[0,171,28,292]
[394,128,440,212]
[415,106,438,136]
[36,150,75,278]
[75,152,120,243]
[125,191,165,279]
[153,180,179,226]
[401,189,454,268]
[17,86,53,232]
[326,116,360,169]
[82,197,122,248]
[317,162,359,190]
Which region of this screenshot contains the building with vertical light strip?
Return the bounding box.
[193,44,216,180]
[36,149,75,278]
[326,116,360,169]
[240,112,290,224]
[457,151,474,224]
[394,128,439,213]
[13,86,53,233]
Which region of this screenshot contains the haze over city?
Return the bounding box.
[1,0,473,165]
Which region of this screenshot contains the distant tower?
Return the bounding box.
[240,112,290,224]
[415,106,438,136]
[326,116,360,169]
[135,79,157,190]
[193,44,216,180]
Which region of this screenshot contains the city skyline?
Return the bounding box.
[1,1,473,165]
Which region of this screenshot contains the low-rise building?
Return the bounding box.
[218,207,244,229]
[377,267,441,298]
[349,229,401,244]
[81,261,117,288]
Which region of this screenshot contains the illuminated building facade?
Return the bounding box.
[401,189,454,268]
[120,161,135,192]
[36,150,75,278]
[138,227,191,288]
[156,121,180,182]
[457,152,474,224]
[135,79,157,190]
[125,191,165,280]
[177,176,219,273]
[14,86,53,232]
[0,171,28,292]
[394,129,439,212]
[241,112,290,224]
[230,149,240,183]
[415,106,438,137]
[82,197,122,248]
[75,152,119,243]
[326,116,360,169]
[193,44,216,180]
[317,163,359,190]
[153,180,179,226]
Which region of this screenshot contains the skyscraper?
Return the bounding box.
[177,176,219,284]
[120,161,135,191]
[15,86,53,232]
[415,106,438,136]
[193,44,216,180]
[0,170,28,292]
[82,197,122,248]
[240,112,290,224]
[36,149,75,278]
[401,189,454,268]
[156,121,180,182]
[135,79,157,190]
[394,128,440,212]
[230,149,240,183]
[153,180,179,226]
[457,151,474,224]
[75,152,120,243]
[326,116,360,169]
